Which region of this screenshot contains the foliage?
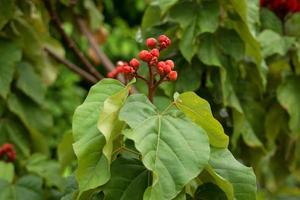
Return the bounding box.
[72,78,256,199]
[1,0,300,199]
[140,0,300,199]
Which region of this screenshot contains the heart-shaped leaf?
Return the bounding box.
[119,94,210,200]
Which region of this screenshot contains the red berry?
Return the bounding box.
[6,151,16,162]
[139,50,153,62]
[150,48,160,57]
[168,71,177,81]
[157,61,165,69]
[150,57,158,66]
[163,64,172,74]
[107,71,115,78]
[129,58,140,70]
[2,143,13,152]
[146,38,157,49]
[165,60,174,69]
[158,35,171,49]
[122,65,135,74]
[287,0,298,12]
[157,66,165,75]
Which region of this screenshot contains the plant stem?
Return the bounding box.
[44,47,98,84]
[148,64,154,102]
[136,74,148,83]
[43,0,103,80]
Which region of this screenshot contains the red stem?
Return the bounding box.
[148,64,154,102]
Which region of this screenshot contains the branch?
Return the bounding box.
[43,0,103,80]
[76,18,128,82]
[44,47,98,84]
[76,18,115,72]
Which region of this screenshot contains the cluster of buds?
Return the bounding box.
[108,34,177,81]
[107,34,177,102]
[260,0,300,18]
[0,143,16,162]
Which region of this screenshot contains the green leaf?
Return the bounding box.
[119,94,210,200]
[153,0,178,14]
[169,1,197,29]
[258,30,295,58]
[142,6,161,31]
[198,33,222,67]
[0,161,14,183]
[179,21,196,62]
[16,62,45,105]
[285,13,300,37]
[194,182,227,200]
[97,82,132,165]
[57,131,75,170]
[232,109,263,148]
[229,0,247,23]
[0,119,30,158]
[0,0,15,29]
[72,79,125,196]
[260,8,282,34]
[103,157,149,200]
[0,39,22,99]
[0,175,43,200]
[217,28,245,61]
[26,154,64,189]
[197,0,220,34]
[208,148,257,200]
[175,61,202,92]
[175,92,229,148]
[277,76,300,134]
[203,167,234,200]
[7,93,50,154]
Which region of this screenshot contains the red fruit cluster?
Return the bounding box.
[260,0,300,18]
[107,59,140,78]
[0,143,16,162]
[107,34,177,81]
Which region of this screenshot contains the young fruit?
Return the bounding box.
[168,71,177,81]
[129,58,140,70]
[139,50,153,62]
[146,38,157,49]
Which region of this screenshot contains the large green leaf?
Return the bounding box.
[119,94,210,200]
[97,81,132,165]
[208,148,257,200]
[258,30,295,58]
[57,131,76,170]
[141,6,161,31]
[175,92,229,148]
[217,29,245,61]
[0,39,22,99]
[0,161,14,183]
[277,76,300,134]
[179,20,196,62]
[72,79,125,197]
[7,93,50,154]
[0,119,30,158]
[16,62,45,105]
[197,33,222,67]
[0,175,43,200]
[260,8,282,34]
[26,153,64,189]
[103,157,149,200]
[0,0,15,29]
[196,0,220,34]
[285,13,300,37]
